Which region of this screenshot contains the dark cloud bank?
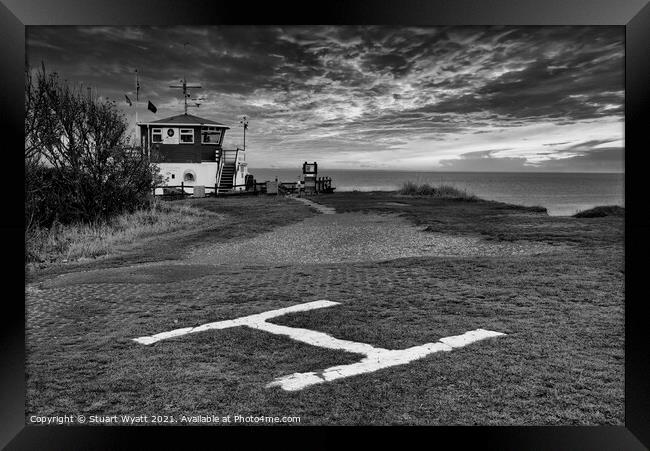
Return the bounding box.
[27,26,624,171]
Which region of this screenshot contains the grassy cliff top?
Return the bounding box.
[574,205,625,218]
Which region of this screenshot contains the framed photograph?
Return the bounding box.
[3,0,649,448]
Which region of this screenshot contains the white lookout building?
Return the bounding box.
[138,113,248,194]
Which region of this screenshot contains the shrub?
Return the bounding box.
[25,65,161,230]
[398,182,478,200]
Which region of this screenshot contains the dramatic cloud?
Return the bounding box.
[27,26,624,171]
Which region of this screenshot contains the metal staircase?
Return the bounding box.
[218,163,236,191]
[214,149,240,194]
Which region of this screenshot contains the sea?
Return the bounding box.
[250,169,625,217]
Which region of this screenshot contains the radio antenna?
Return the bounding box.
[169,43,201,114]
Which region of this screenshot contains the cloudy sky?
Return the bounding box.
[27,26,624,172]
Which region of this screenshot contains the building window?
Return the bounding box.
[152,128,162,143]
[171,174,175,179]
[201,126,222,144]
[180,128,194,144]
[183,171,195,183]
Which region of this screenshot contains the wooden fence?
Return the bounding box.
[277,177,334,195]
[316,177,334,193]
[153,177,334,199]
[153,181,267,199]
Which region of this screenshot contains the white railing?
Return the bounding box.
[215,149,225,194]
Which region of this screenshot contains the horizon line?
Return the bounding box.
[249,168,624,174]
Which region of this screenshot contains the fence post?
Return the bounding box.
[215,183,218,197]
[181,181,184,196]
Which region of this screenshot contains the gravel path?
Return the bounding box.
[188,202,560,266]
[292,196,337,214]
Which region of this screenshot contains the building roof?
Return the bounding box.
[138,113,230,128]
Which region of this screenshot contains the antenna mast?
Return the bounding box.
[169,78,202,115]
[169,43,202,115]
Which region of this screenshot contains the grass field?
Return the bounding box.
[26,196,316,282]
[26,201,218,266]
[25,192,624,425]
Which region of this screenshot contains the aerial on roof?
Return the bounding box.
[139,114,230,128]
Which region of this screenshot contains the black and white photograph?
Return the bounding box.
[23,24,627,427]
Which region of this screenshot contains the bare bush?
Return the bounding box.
[25,64,161,234]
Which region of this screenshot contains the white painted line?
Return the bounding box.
[266,329,506,391]
[250,321,388,355]
[132,300,339,345]
[133,300,506,391]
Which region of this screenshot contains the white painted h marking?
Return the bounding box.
[133,300,506,391]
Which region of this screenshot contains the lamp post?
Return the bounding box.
[239,115,248,151]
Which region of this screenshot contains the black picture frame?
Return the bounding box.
[2,0,649,449]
